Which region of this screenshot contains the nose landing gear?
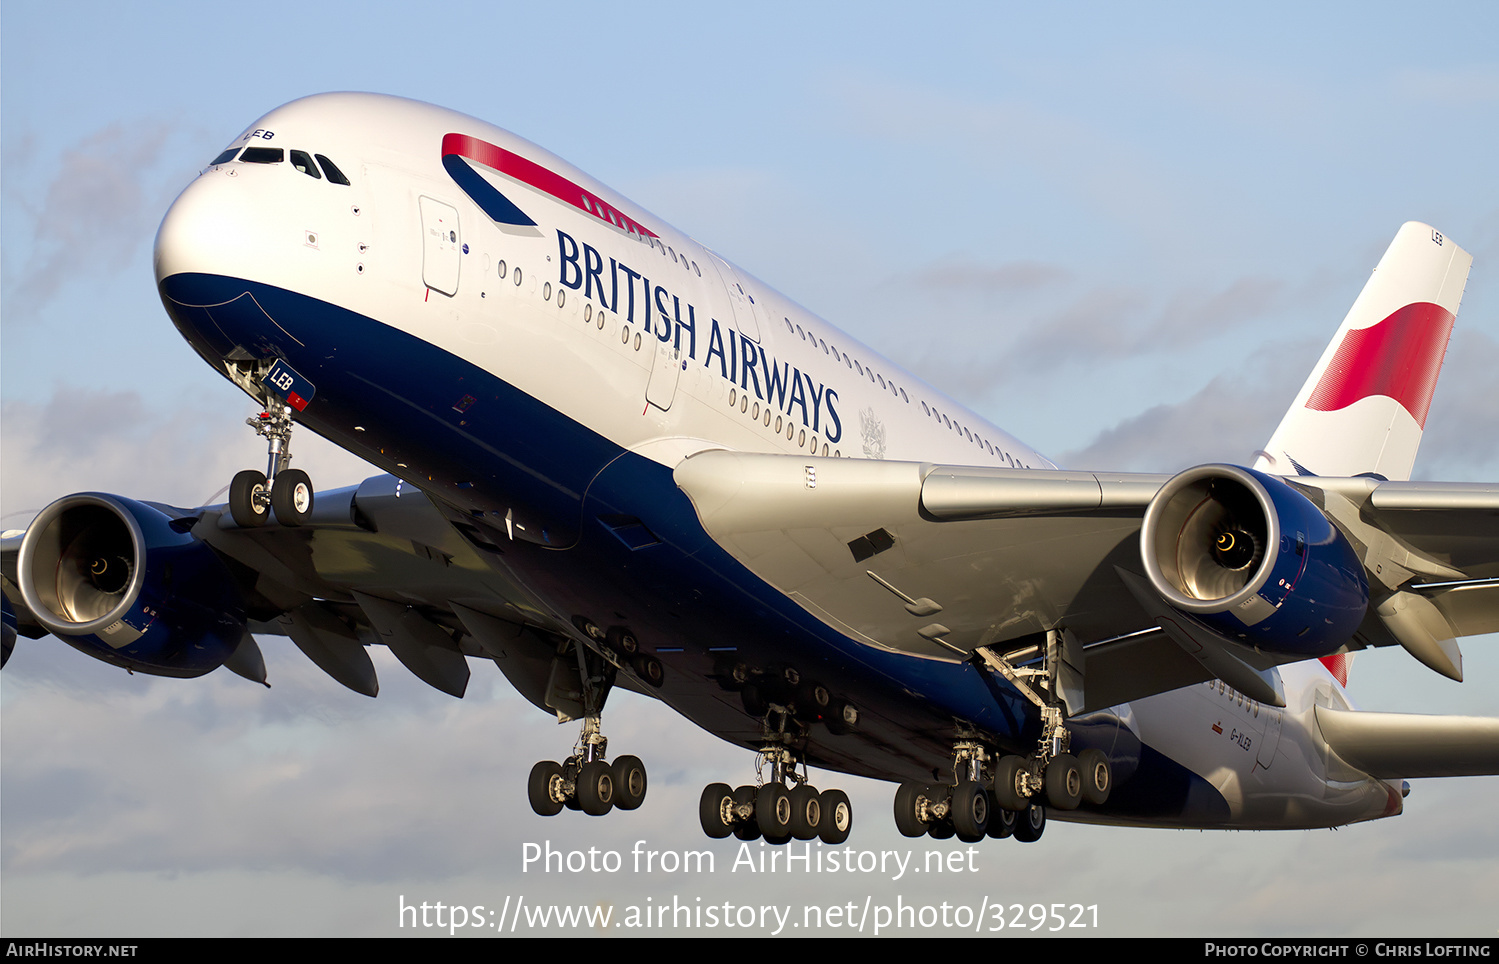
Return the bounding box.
[226,362,316,527]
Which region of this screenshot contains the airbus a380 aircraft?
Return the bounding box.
[4,93,1498,846]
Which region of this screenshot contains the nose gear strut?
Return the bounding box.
[225,360,316,527]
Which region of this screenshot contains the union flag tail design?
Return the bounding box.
[1256,223,1472,481]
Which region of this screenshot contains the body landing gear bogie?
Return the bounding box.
[698,745,854,846]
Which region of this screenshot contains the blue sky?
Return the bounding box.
[3,1,1498,937]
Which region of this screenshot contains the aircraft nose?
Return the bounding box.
[153,168,262,286]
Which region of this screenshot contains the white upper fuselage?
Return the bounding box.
[155,92,1050,476]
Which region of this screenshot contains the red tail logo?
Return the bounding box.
[1304,302,1454,428]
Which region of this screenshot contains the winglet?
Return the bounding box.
[1256,223,1472,482]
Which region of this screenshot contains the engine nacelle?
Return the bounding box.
[1140,465,1367,658]
[17,493,247,677]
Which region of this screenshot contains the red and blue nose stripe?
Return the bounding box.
[441,132,657,240]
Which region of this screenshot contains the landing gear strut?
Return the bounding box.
[229,390,314,527]
[892,629,1116,844]
[527,630,648,819]
[699,696,854,845]
[893,740,995,842]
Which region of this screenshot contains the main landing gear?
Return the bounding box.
[527,717,648,817]
[893,741,1056,844]
[893,629,1115,844]
[699,746,852,845]
[527,626,649,819]
[698,693,854,845]
[228,393,314,528]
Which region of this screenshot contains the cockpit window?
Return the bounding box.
[209,148,239,166]
[290,150,322,179]
[240,147,284,164]
[315,154,351,186]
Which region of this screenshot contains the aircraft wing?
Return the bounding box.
[1,474,645,715]
[674,450,1499,711]
[1315,705,1499,778]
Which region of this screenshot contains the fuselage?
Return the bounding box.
[153,92,1401,831]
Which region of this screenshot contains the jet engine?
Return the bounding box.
[1139,465,1367,658]
[17,493,248,677]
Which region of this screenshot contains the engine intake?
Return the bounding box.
[1140,465,1367,658]
[17,493,247,677]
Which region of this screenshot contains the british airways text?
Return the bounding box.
[557,230,842,443]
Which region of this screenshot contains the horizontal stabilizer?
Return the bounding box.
[1315,705,1499,778]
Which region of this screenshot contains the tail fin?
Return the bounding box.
[1255,223,1472,481]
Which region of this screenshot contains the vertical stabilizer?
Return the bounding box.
[1255,223,1471,481]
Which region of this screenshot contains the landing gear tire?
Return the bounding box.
[741,683,769,717]
[528,760,566,817]
[612,755,648,811]
[757,783,794,839]
[1013,802,1046,843]
[631,653,664,688]
[893,781,929,838]
[826,699,859,734]
[951,780,990,841]
[606,626,639,656]
[229,470,270,528]
[271,468,314,525]
[819,789,852,845]
[1045,753,1083,811]
[577,760,615,816]
[993,755,1029,811]
[788,784,822,841]
[1079,748,1111,806]
[987,801,1018,840]
[700,783,735,839]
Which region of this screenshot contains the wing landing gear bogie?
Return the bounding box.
[527,636,650,820]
